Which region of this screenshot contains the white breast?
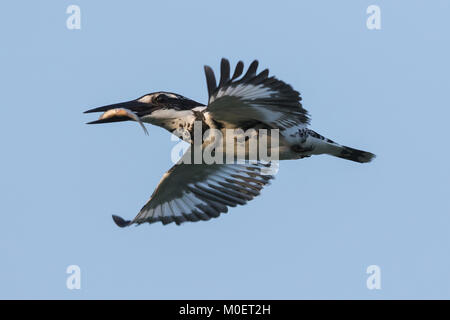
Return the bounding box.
[141,109,196,132]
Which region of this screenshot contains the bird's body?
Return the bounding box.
[135,96,369,163]
[85,59,375,227]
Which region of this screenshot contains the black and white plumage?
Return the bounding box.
[112,159,273,227]
[85,58,375,227]
[204,59,309,130]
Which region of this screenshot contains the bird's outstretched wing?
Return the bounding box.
[204,58,310,130]
[112,159,274,227]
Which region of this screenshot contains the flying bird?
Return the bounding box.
[85,58,375,227]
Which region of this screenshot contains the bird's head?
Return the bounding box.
[84,92,203,133]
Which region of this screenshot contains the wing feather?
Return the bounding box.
[219,58,231,87]
[204,65,217,99]
[112,160,274,227]
[231,61,244,81]
[205,58,309,129]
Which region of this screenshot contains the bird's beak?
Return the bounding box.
[84,100,150,135]
[85,100,144,122]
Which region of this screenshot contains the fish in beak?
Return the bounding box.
[84,100,150,135]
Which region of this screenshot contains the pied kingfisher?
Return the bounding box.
[85,58,375,227]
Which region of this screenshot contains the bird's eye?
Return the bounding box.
[156,94,168,103]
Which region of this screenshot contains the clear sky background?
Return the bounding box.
[1,0,449,299]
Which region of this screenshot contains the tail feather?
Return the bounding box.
[305,130,375,163]
[335,146,375,163]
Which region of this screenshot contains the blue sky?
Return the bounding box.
[1,0,449,299]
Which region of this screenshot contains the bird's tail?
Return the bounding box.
[307,130,375,163]
[333,145,375,163]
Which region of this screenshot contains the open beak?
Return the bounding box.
[84,100,150,135]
